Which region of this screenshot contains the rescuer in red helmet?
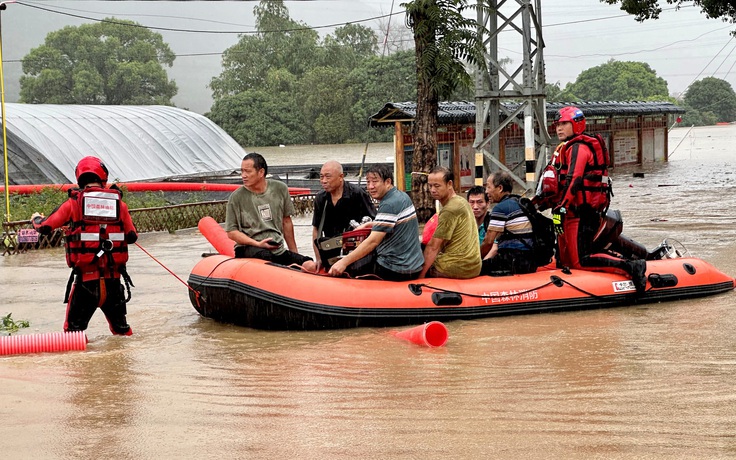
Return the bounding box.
[548,106,647,294]
[32,156,138,335]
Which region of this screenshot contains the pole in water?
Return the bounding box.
[0,331,87,356]
[392,321,449,347]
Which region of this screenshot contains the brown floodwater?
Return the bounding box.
[1,126,735,459]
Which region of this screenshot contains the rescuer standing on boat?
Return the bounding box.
[32,156,138,335]
[545,106,647,293]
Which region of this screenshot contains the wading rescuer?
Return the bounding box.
[539,106,647,294]
[32,156,138,335]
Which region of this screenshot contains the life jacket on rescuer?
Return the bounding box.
[538,134,612,213]
[64,186,131,282]
[535,142,564,207]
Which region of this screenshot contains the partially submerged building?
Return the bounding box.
[0,103,246,185]
[369,101,685,191]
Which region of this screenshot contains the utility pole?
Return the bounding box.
[474,0,551,191]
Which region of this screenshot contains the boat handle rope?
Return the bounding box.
[408,278,557,299]
[408,274,626,301]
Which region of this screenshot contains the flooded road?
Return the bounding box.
[1,126,735,459]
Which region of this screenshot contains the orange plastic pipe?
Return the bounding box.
[392,321,449,347]
[0,331,87,356]
[198,216,235,257]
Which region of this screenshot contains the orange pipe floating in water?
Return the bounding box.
[392,321,449,347]
[0,331,87,356]
[198,216,235,257]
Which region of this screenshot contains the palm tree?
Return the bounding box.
[402,0,485,222]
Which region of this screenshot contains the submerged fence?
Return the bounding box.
[1,195,316,256]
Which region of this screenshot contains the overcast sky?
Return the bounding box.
[2,1,733,114]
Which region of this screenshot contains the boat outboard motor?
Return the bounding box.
[592,209,649,259]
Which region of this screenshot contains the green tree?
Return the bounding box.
[566,60,669,101]
[348,49,418,143]
[298,67,354,144]
[209,0,417,146]
[545,81,580,102]
[209,0,321,98]
[207,66,310,146]
[206,89,310,147]
[402,0,486,222]
[322,23,379,69]
[601,1,736,24]
[20,19,177,105]
[683,77,736,122]
[679,103,718,126]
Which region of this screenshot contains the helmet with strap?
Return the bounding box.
[554,106,586,135]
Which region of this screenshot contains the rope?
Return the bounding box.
[134,242,203,307]
[410,272,647,301]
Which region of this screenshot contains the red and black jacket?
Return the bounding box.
[557,133,612,214]
[34,186,138,280]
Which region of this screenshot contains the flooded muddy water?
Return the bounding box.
[1,126,735,459]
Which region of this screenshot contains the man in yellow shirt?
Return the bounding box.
[419,166,482,279]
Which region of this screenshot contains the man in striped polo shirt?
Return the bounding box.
[481,171,537,275]
[328,164,424,281]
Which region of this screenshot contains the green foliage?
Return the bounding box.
[403,0,487,100]
[545,81,580,102]
[1,313,30,334]
[1,188,68,222]
[679,104,719,126]
[209,0,321,98]
[347,49,418,143]
[601,0,736,25]
[207,89,311,146]
[20,19,177,105]
[566,59,669,101]
[683,77,736,122]
[322,23,379,69]
[208,0,416,146]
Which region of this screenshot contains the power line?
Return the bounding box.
[18,1,402,34]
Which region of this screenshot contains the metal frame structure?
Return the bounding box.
[474,0,551,190]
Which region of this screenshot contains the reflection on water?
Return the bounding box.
[1,126,735,459]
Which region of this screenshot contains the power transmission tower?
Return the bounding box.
[474,0,552,191]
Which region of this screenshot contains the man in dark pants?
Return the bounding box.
[33,156,138,335]
[480,171,537,276]
[551,106,647,293]
[311,160,376,270]
[225,152,317,272]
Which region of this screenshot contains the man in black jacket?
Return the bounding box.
[311,160,376,270]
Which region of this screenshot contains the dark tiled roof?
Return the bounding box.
[369,100,685,127]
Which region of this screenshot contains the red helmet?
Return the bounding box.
[75,156,109,187]
[554,106,586,135]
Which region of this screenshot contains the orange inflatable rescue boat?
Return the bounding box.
[188,219,735,331]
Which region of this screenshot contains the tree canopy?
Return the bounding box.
[20,19,177,105]
[558,60,669,102]
[683,77,736,122]
[601,1,736,24]
[207,0,416,147]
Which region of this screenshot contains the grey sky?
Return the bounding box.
[2,1,732,114]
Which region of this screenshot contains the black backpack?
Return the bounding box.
[515,196,555,267]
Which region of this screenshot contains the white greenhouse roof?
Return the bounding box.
[1,103,246,185]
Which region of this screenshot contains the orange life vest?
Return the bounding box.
[64,187,129,277]
[558,133,612,212]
